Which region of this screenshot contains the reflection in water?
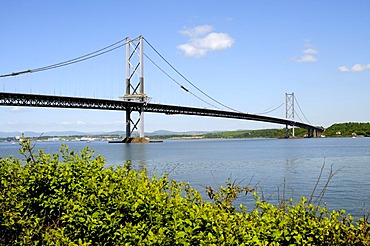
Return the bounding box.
[124,143,148,172]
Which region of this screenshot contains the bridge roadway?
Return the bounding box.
[0,92,323,136]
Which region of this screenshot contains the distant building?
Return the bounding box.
[47,137,60,141]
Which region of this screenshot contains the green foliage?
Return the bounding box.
[203,128,308,139]
[0,141,369,245]
[324,122,370,137]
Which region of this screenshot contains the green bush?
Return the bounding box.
[0,141,369,245]
[324,122,370,137]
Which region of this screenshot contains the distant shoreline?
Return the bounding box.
[1,122,370,141]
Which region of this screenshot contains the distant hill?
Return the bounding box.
[3,123,368,139]
[202,128,307,139]
[323,122,370,137]
[0,131,96,138]
[0,130,207,138]
[201,122,370,139]
[146,130,207,136]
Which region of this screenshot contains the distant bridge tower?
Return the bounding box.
[121,36,149,143]
[285,92,295,137]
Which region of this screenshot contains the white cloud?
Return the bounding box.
[178,25,234,58]
[10,106,29,112]
[338,66,350,72]
[292,55,318,63]
[338,63,370,72]
[303,48,318,54]
[91,120,124,126]
[180,25,213,38]
[291,42,319,63]
[60,120,86,126]
[59,120,124,127]
[11,107,22,112]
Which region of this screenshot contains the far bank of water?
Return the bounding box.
[1,137,369,218]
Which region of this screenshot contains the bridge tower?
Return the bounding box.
[285,92,295,138]
[121,36,149,143]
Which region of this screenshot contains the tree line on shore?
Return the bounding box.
[2,122,370,142]
[152,122,370,139]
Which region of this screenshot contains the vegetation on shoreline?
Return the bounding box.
[1,122,370,142]
[203,122,370,139]
[203,128,308,139]
[164,122,370,139]
[324,122,370,137]
[1,141,369,245]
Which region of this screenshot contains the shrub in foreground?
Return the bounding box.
[0,142,369,245]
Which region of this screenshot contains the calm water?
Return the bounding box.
[1,137,369,218]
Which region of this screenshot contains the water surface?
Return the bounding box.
[1,137,369,218]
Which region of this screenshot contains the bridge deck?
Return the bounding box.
[0,92,323,132]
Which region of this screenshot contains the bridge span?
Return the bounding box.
[0,36,323,141]
[0,92,323,138]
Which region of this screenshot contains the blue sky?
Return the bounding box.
[1,1,370,133]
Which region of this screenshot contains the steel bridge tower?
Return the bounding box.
[121,36,149,143]
[285,92,295,138]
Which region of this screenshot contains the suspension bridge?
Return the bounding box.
[0,35,323,142]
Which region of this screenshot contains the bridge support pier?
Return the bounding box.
[307,129,312,138]
[285,124,289,138]
[125,109,131,139]
[285,93,295,138]
[307,128,321,138]
[121,36,149,143]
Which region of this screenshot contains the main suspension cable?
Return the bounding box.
[0,37,138,78]
[294,97,311,124]
[143,37,242,113]
[144,53,220,109]
[257,102,284,115]
[294,111,304,123]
